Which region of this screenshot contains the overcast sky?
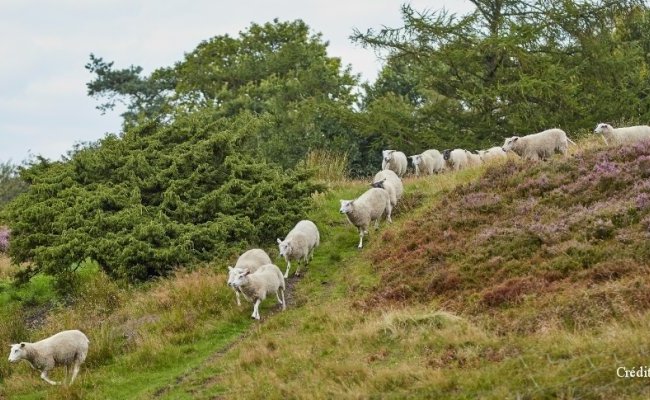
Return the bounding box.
[0,0,474,164]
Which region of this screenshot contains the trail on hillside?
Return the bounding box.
[151,274,302,399]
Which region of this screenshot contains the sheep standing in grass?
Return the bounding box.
[8,330,89,385]
[478,146,507,162]
[502,128,575,161]
[442,149,469,171]
[381,150,408,177]
[372,169,404,207]
[465,150,483,167]
[227,249,273,306]
[593,123,650,145]
[277,220,320,278]
[422,149,445,173]
[409,153,436,176]
[340,188,391,249]
[231,264,285,320]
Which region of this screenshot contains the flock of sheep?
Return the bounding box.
[7,122,650,387]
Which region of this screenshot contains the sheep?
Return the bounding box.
[227,249,273,306]
[409,153,436,176]
[381,150,408,177]
[340,187,391,249]
[277,220,320,278]
[422,149,445,173]
[371,169,404,208]
[502,128,575,161]
[593,123,650,145]
[477,146,508,162]
[465,150,483,167]
[8,329,89,385]
[231,264,285,320]
[442,149,469,171]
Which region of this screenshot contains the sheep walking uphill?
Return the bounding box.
[478,146,507,162]
[442,149,469,171]
[502,128,575,161]
[465,150,483,167]
[372,169,404,208]
[422,149,445,173]
[8,330,89,385]
[227,249,273,306]
[593,123,650,145]
[340,187,391,249]
[231,264,285,320]
[409,153,436,176]
[277,220,320,278]
[381,150,408,177]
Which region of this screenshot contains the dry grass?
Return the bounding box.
[302,149,349,185]
[0,253,17,279]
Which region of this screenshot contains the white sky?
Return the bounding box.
[0,0,474,164]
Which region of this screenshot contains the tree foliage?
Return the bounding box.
[87,19,368,173]
[3,110,320,283]
[354,0,650,149]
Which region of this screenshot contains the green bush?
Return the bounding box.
[3,110,321,284]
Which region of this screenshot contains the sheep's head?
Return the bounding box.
[442,149,451,161]
[382,150,395,162]
[370,178,386,189]
[594,123,613,134]
[502,136,519,152]
[411,155,423,166]
[339,200,354,214]
[8,343,26,363]
[230,269,251,287]
[277,238,292,258]
[227,266,241,287]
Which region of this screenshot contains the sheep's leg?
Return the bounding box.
[280,288,286,310]
[40,370,58,385]
[283,260,291,279]
[234,288,241,306]
[374,217,381,230]
[358,228,365,249]
[276,290,283,305]
[252,299,261,320]
[69,362,81,385]
[295,259,302,276]
[385,203,393,224]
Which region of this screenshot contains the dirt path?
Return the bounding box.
[151,275,301,399]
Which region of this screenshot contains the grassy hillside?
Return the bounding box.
[3,138,650,398]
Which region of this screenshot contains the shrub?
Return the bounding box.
[4,111,321,284]
[0,226,8,253]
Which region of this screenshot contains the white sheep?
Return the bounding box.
[422,149,445,173]
[371,169,404,208]
[442,149,469,171]
[502,128,575,161]
[593,123,650,145]
[465,150,483,167]
[340,187,391,249]
[231,264,285,320]
[477,146,508,162]
[381,150,408,177]
[409,153,436,176]
[8,329,89,385]
[227,249,273,306]
[277,220,320,278]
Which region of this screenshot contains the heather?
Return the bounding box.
[368,140,650,333]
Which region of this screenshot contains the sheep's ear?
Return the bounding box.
[227,266,233,271]
[276,238,282,244]
[512,137,519,142]
[20,343,25,348]
[243,269,251,276]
